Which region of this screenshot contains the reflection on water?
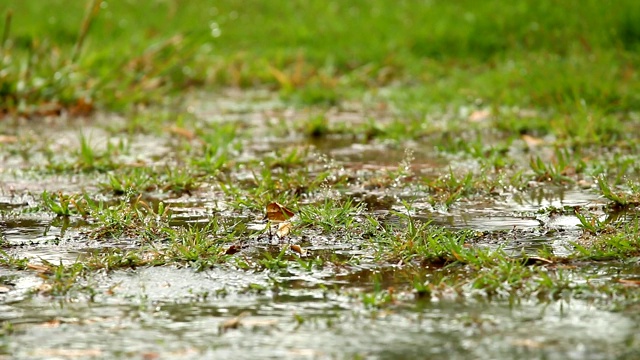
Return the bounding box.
[510,187,602,210]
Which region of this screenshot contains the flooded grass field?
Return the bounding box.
[2,91,640,359]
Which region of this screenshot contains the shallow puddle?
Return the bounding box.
[2,266,639,359]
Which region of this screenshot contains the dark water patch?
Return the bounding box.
[165,198,217,226]
[1,218,59,246]
[508,187,604,211]
[0,198,31,212]
[318,140,446,170]
[387,186,623,257]
[0,214,100,264]
[351,193,398,211]
[101,267,272,303]
[12,248,85,266]
[425,212,543,231]
[501,230,577,257]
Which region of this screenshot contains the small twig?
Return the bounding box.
[72,0,102,62]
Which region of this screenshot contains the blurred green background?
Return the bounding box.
[1,0,639,113]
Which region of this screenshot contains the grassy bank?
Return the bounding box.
[1,0,639,114]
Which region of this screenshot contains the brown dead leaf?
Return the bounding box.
[40,319,61,328]
[69,98,94,117]
[512,338,544,349]
[31,349,102,358]
[276,222,292,238]
[141,77,163,91]
[225,244,242,255]
[266,202,295,222]
[36,283,53,294]
[0,135,18,144]
[468,109,491,122]
[27,263,52,274]
[219,318,242,332]
[288,349,324,357]
[290,244,304,255]
[105,283,121,296]
[166,126,198,141]
[577,179,593,189]
[219,311,251,333]
[141,352,160,360]
[34,102,63,117]
[521,134,544,147]
[618,278,640,286]
[243,318,279,328]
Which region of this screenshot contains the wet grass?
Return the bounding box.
[2,1,640,358]
[2,144,639,296]
[1,1,639,116]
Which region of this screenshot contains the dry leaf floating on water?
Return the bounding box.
[468,109,491,123]
[276,222,292,238]
[290,244,305,255]
[521,134,544,148]
[219,311,251,333]
[224,244,242,255]
[266,202,295,222]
